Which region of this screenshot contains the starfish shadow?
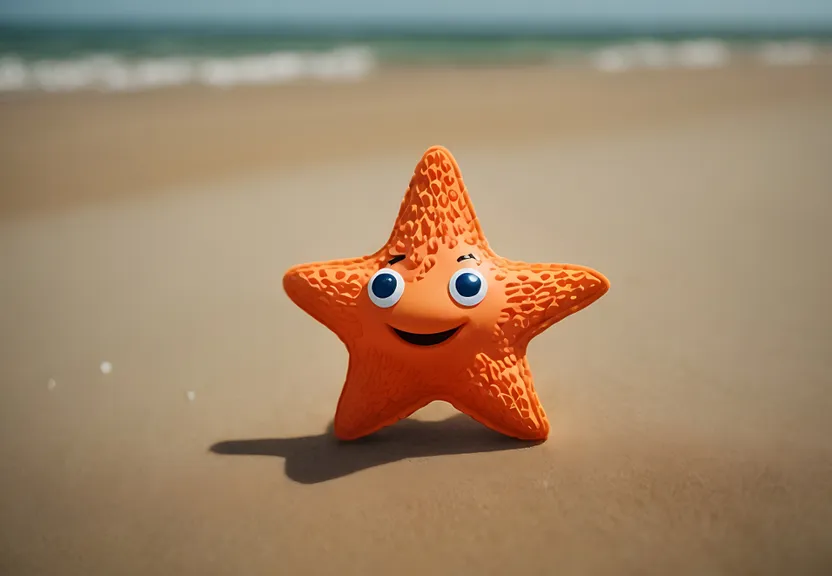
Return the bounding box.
[209,414,540,484]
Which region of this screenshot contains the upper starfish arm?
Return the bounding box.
[282,256,375,340]
[494,259,610,346]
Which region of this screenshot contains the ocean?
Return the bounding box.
[1,24,830,94]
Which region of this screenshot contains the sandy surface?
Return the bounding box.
[1,64,831,575]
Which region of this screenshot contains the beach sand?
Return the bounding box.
[1,63,831,575]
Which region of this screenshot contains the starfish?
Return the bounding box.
[283,146,609,441]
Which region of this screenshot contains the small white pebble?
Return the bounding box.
[100,361,113,375]
[186,391,196,402]
[47,378,57,391]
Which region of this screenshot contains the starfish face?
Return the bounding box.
[283,146,609,441]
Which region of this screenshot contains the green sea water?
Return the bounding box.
[2,23,830,63]
[1,24,829,93]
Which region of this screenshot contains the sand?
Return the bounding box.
[1,63,831,575]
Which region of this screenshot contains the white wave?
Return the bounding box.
[0,57,28,91]
[674,39,731,68]
[630,41,675,69]
[758,42,818,66]
[0,47,376,94]
[590,46,636,72]
[590,39,730,73]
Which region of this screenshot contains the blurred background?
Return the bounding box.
[1,2,831,576]
[1,1,831,213]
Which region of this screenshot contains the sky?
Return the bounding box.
[1,0,831,26]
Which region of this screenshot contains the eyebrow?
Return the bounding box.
[388,254,406,265]
[457,253,477,262]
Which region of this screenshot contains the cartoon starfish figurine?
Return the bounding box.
[283,146,609,441]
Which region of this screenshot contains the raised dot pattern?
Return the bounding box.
[495,261,607,346]
[386,149,487,280]
[283,256,377,340]
[458,262,607,438]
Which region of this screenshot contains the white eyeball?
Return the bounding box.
[368,268,405,308]
[449,268,488,307]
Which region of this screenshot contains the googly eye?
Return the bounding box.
[368,268,405,308]
[449,268,488,307]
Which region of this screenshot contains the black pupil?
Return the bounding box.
[372,273,397,299]
[455,273,481,298]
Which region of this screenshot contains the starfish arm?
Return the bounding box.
[282,257,374,342]
[447,352,550,441]
[494,260,610,347]
[333,349,430,440]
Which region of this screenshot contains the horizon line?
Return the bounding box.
[1,18,832,38]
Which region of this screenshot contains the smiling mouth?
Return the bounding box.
[390,325,463,346]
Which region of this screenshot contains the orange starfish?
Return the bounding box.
[283,146,609,441]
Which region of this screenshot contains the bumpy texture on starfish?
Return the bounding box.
[283,146,609,441]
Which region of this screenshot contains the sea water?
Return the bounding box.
[0,24,830,94]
